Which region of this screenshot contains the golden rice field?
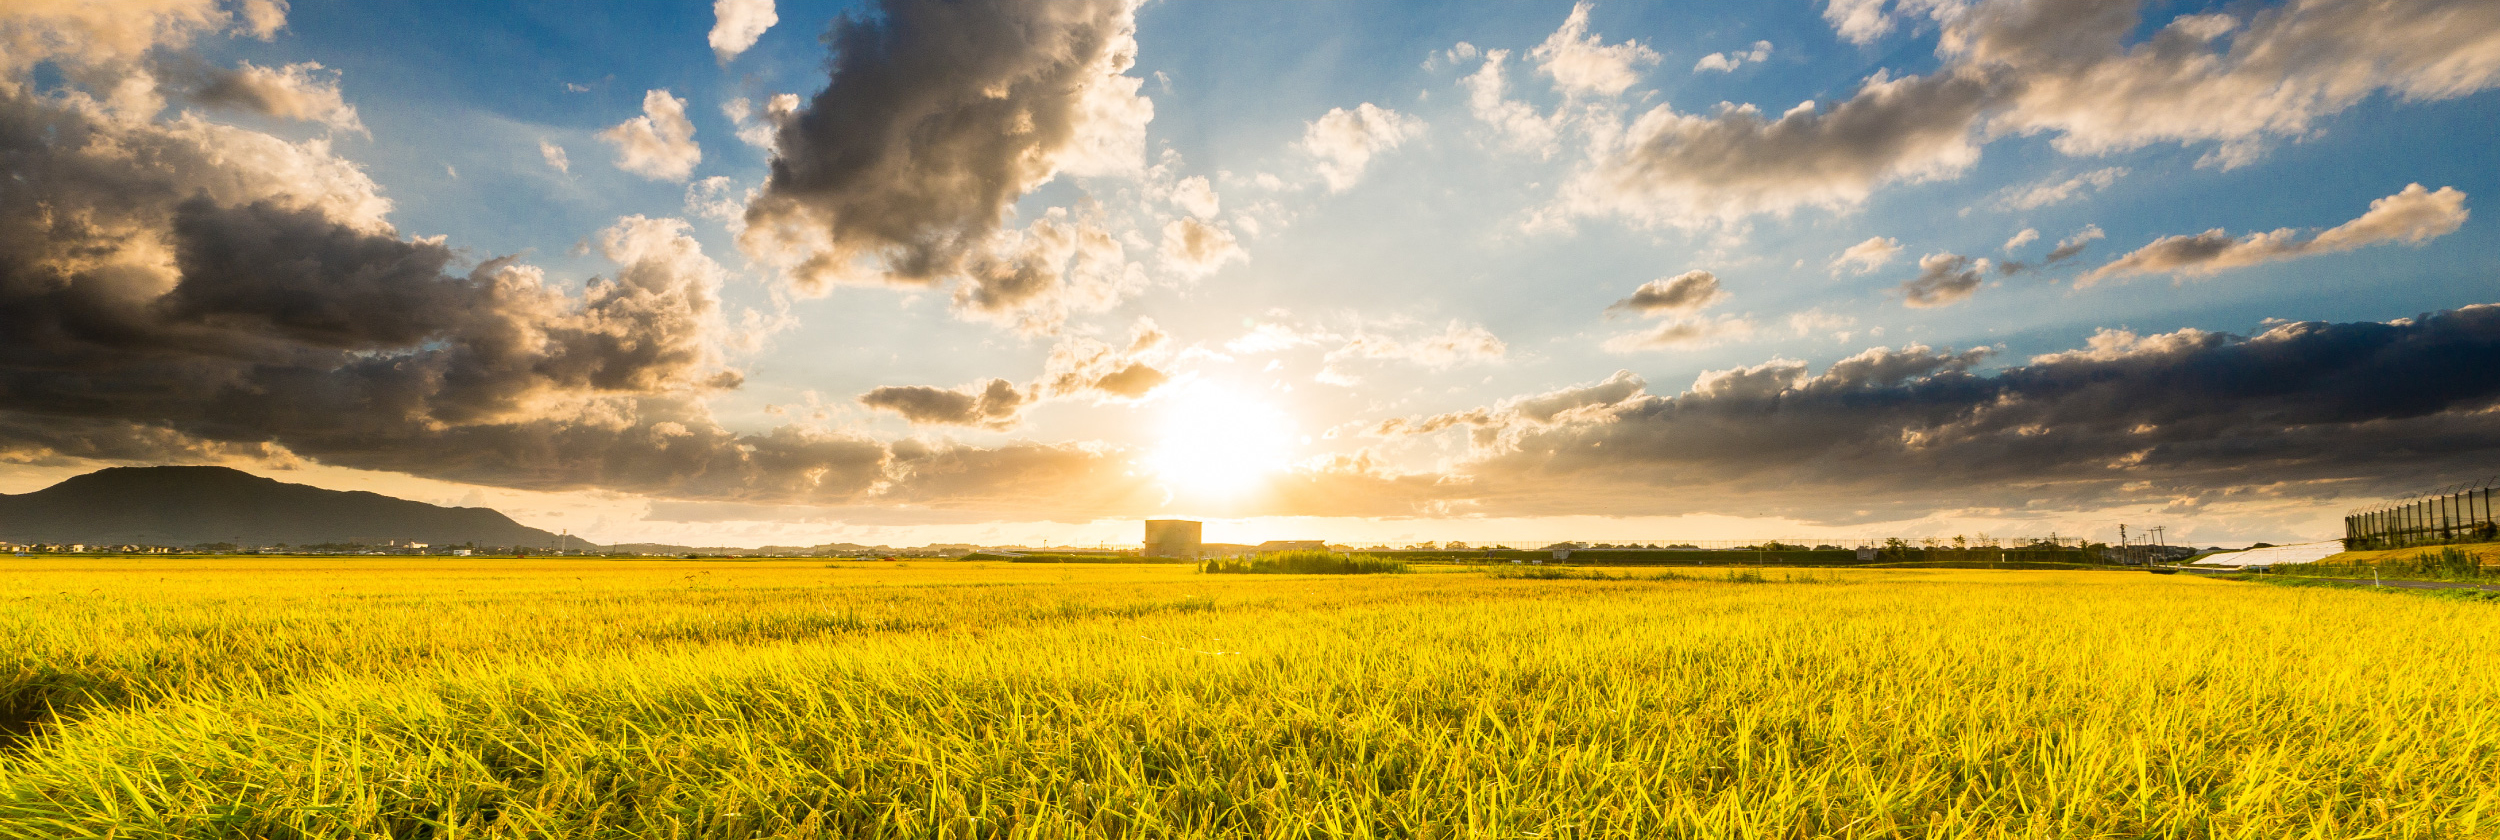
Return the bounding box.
[3,558,2498,839]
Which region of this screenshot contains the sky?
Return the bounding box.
[2,0,2498,549]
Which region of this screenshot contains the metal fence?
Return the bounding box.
[2345,478,2500,550]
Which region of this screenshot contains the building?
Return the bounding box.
[1143,520,1203,558]
[1255,540,1328,552]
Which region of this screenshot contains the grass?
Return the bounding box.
[3,558,2499,837]
[2290,544,2500,582]
[1198,550,1407,575]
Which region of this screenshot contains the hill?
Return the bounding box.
[0,466,572,549]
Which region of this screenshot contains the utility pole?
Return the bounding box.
[2119,524,2130,566]
[2151,527,2165,565]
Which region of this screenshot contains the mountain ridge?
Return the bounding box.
[0,466,575,548]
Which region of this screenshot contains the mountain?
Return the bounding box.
[0,466,573,549]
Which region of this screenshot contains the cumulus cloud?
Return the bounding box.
[1602,270,1747,352]
[709,0,776,63]
[1562,69,1992,228]
[1159,217,1243,278]
[600,89,702,181]
[1830,235,1903,274]
[1608,270,1728,316]
[1460,49,1560,157]
[1529,2,1660,96]
[2003,228,2038,252]
[2085,184,2467,284]
[1994,167,2125,210]
[1169,175,1219,218]
[1041,326,1170,400]
[1694,40,1773,73]
[955,207,1143,335]
[722,94,798,151]
[0,4,1170,518]
[739,0,1151,297]
[1569,0,2500,230]
[1366,303,2500,519]
[193,60,364,134]
[860,379,1026,428]
[1302,102,1425,192]
[1900,252,1989,307]
[539,138,569,173]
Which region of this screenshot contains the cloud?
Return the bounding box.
[1529,2,1660,96]
[539,138,569,173]
[1040,322,1172,400]
[1169,175,1219,218]
[600,89,702,181]
[955,207,1142,335]
[1830,235,1903,274]
[2003,228,2038,252]
[709,0,777,63]
[1900,252,1989,307]
[723,94,798,151]
[1602,315,1757,352]
[0,0,1188,519]
[1608,270,1728,316]
[1958,0,2500,169]
[1694,40,1773,73]
[1994,167,2125,210]
[1301,102,1424,192]
[1159,217,1243,278]
[1318,322,1507,384]
[738,0,1151,295]
[1569,0,2500,230]
[193,60,364,134]
[860,379,1026,428]
[2085,184,2467,284]
[1460,48,1559,157]
[1368,303,2500,519]
[2044,224,2103,264]
[1562,69,1992,228]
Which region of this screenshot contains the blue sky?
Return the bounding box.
[3,0,2498,548]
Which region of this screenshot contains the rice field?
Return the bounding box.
[3,558,2497,838]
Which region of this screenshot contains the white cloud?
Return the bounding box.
[1608,270,1729,316]
[1830,235,1903,274]
[722,94,797,151]
[1170,175,1219,219]
[1694,40,1773,73]
[538,139,569,173]
[1159,217,1244,278]
[1529,2,1660,97]
[2003,228,2038,252]
[1301,103,1424,192]
[600,89,702,181]
[1995,167,2126,210]
[2085,184,2469,284]
[1603,315,1757,352]
[709,0,777,63]
[1562,69,1989,228]
[2045,224,2104,264]
[194,61,365,135]
[1461,49,1560,157]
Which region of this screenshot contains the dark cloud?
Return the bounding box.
[1899,252,1988,307]
[1369,306,2500,521]
[1607,270,1727,316]
[739,0,1150,292]
[860,379,1026,428]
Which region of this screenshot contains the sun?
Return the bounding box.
[1145,382,1295,500]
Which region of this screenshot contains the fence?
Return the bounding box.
[2345,478,2500,550]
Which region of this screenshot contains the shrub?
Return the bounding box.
[1200,550,1407,575]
